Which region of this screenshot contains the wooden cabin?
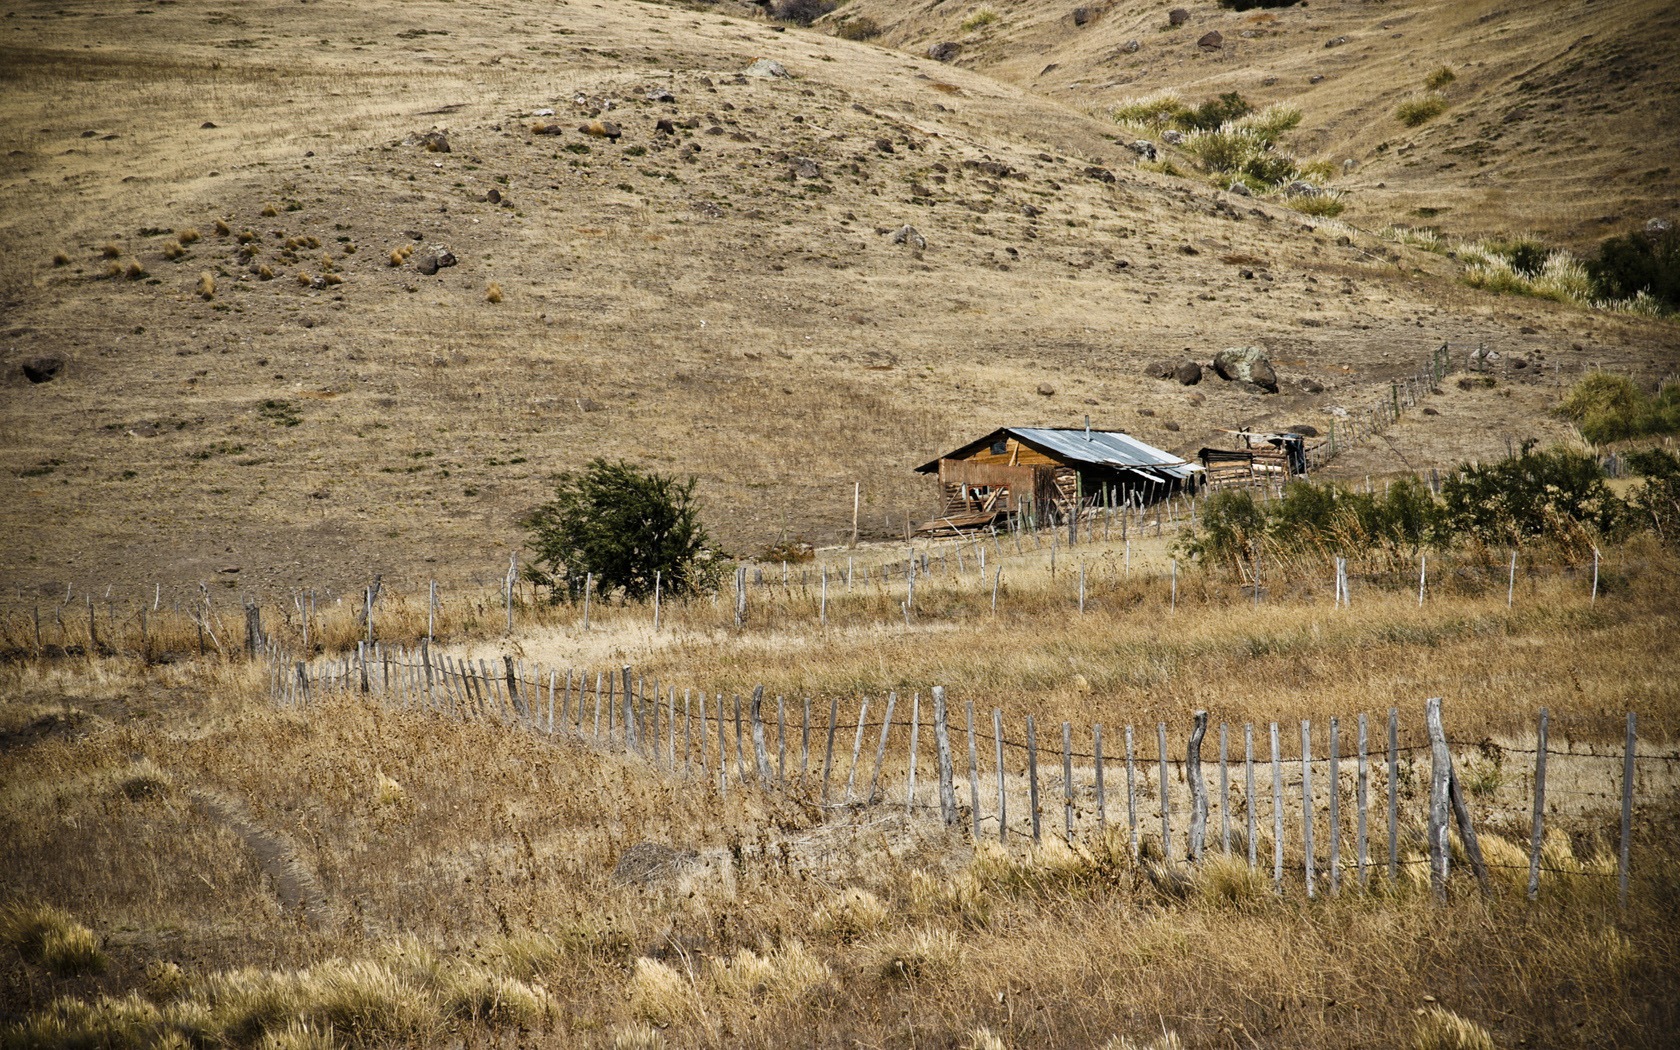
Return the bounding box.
[913,426,1201,535]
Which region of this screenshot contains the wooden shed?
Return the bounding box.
[913,426,1201,535]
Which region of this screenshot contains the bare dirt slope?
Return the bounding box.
[835,0,1680,246]
[0,0,1671,602]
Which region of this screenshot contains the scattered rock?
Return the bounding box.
[1037,382,1056,396]
[1020,203,1041,218]
[485,187,501,204]
[418,130,450,153]
[1145,361,1174,380]
[1287,424,1320,437]
[743,58,788,78]
[646,89,675,103]
[1071,7,1091,27]
[576,397,604,412]
[1197,30,1223,50]
[1168,8,1190,26]
[200,121,217,129]
[1227,181,1252,196]
[1511,356,1529,369]
[1646,217,1672,236]
[1121,39,1141,53]
[611,842,699,885]
[1162,129,1185,146]
[790,156,821,179]
[1239,268,1254,279]
[532,107,556,117]
[1186,391,1205,406]
[1285,180,1322,198]
[1325,35,1349,47]
[21,357,65,384]
[654,118,677,136]
[414,253,440,276]
[531,122,565,135]
[1163,421,1181,432]
[1299,377,1325,393]
[1309,74,1325,84]
[1084,165,1116,184]
[1128,140,1157,161]
[1422,406,1440,415]
[1212,347,1278,393]
[889,224,927,250]
[927,42,960,62]
[1175,360,1203,386]
[579,120,622,140]
[874,137,895,153]
[690,200,722,218]
[1138,407,1156,417]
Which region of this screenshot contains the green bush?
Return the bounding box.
[1584,224,1680,312]
[770,0,835,25]
[521,460,721,603]
[835,16,882,40]
[1560,373,1680,444]
[1626,449,1680,545]
[1424,66,1456,91]
[1181,490,1266,571]
[1177,91,1253,133]
[1439,448,1623,545]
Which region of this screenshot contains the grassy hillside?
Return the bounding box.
[0,0,1673,604]
[832,0,1680,247]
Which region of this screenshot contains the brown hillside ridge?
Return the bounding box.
[835,0,1680,247]
[0,0,1672,601]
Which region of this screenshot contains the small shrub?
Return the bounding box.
[1424,65,1456,90]
[125,260,148,280]
[101,242,122,258]
[213,219,232,235]
[1286,191,1346,217]
[1176,91,1252,133]
[178,227,202,244]
[261,202,279,217]
[811,888,890,942]
[1112,91,1189,128]
[485,282,503,303]
[961,8,999,31]
[162,240,185,260]
[1584,223,1680,312]
[770,0,836,25]
[836,16,882,40]
[1395,92,1447,127]
[1561,373,1680,444]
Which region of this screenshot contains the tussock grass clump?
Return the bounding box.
[1194,853,1271,910]
[261,202,280,217]
[485,282,503,304]
[257,264,274,281]
[708,941,827,1001]
[1,903,107,976]
[811,887,890,942]
[162,240,186,260]
[1425,66,1456,90]
[1396,92,1448,127]
[1411,1006,1495,1050]
[629,957,692,1026]
[237,228,258,244]
[177,227,201,244]
[101,242,122,258]
[213,219,231,236]
[196,272,216,300]
[968,1027,1009,1050]
[125,260,148,280]
[52,251,70,266]
[1112,91,1189,128]
[103,260,123,279]
[610,1022,665,1050]
[835,16,882,40]
[870,928,963,982]
[1286,190,1347,217]
[2,990,161,1049]
[961,8,999,31]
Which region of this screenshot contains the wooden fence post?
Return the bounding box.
[866,692,897,804]
[1387,707,1399,883]
[1125,725,1139,857]
[1271,722,1284,893]
[1302,720,1315,898]
[802,696,812,780]
[1328,717,1341,896]
[845,697,870,803]
[1527,708,1549,901]
[1158,722,1171,864]
[1188,711,1208,862]
[1218,723,1230,854]
[1062,721,1075,840]
[935,687,957,827]
[1619,711,1636,908]
[1356,713,1369,888]
[994,708,1007,842]
[904,694,919,812]
[1094,724,1107,837]
[1027,715,1041,844]
[751,685,772,782]
[1425,698,1452,902]
[966,701,981,839]
[734,693,747,781]
[1244,724,1257,868]
[776,694,786,784]
[821,697,839,804]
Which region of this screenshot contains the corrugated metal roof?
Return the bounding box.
[1006,428,1202,478]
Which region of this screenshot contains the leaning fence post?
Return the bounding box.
[1270,722,1284,893]
[1158,722,1172,864]
[934,687,957,826]
[1527,708,1549,901]
[1387,707,1400,883]
[1448,761,1490,896]
[750,685,772,782]
[994,707,1007,842]
[1425,698,1452,903]
[845,696,870,804]
[1619,711,1636,908]
[865,692,897,804]
[966,701,981,839]
[1027,715,1041,844]
[1188,711,1208,862]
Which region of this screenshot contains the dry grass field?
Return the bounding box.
[4,1,1680,1047]
[2,540,1679,1048]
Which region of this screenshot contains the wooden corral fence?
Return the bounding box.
[266,647,1672,906]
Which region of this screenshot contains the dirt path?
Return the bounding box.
[191,789,333,930]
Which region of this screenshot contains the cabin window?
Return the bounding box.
[990,438,1008,455]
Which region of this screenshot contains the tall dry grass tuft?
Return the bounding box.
[1194,853,1271,911]
[630,957,694,1026]
[197,271,216,299]
[811,887,890,942]
[1,902,107,976]
[1411,1006,1495,1050]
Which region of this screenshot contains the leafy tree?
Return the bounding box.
[1626,449,1680,546]
[521,459,720,603]
[1179,490,1266,571]
[1584,224,1680,311]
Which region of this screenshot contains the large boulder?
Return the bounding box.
[1211,347,1279,393]
[927,42,960,62]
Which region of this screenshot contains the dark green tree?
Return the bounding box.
[521,459,720,603]
[1438,448,1623,545]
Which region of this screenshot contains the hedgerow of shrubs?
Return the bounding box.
[1560,373,1680,445]
[1180,447,1680,572]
